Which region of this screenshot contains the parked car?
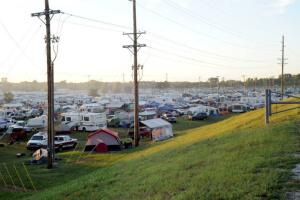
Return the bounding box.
[27,132,47,150]
[54,135,78,152]
[56,121,78,135]
[6,125,27,142]
[128,127,151,139]
[11,113,26,120]
[188,112,208,120]
[161,113,177,123]
[107,117,121,128]
[27,133,77,151]
[15,121,34,133]
[0,119,8,131]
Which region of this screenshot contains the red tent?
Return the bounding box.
[84,129,121,153]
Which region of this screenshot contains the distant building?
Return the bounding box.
[1,77,8,84]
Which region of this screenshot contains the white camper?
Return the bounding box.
[188,105,219,116]
[231,104,247,113]
[61,112,81,124]
[27,115,47,128]
[79,112,107,132]
[80,103,104,113]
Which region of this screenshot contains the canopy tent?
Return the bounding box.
[141,118,173,141]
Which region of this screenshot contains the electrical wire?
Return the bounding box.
[148,46,274,70]
[61,11,277,63]
[161,0,278,47]
[145,35,272,63]
[161,0,241,37]
[137,3,274,51]
[56,19,124,33]
[62,12,132,31]
[1,22,43,78]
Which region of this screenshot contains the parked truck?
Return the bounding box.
[27,132,77,151]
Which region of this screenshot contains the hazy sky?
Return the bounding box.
[0,0,299,82]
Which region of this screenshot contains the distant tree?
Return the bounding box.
[156,81,170,90]
[4,92,14,103]
[88,89,99,97]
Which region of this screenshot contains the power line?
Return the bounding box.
[146,34,273,63]
[161,0,278,47]
[161,0,241,37]
[56,19,124,33]
[137,3,274,51]
[286,47,299,57]
[148,46,274,70]
[0,19,41,72]
[59,11,276,62]
[62,12,132,31]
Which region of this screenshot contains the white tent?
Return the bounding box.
[32,148,48,161]
[141,118,173,141]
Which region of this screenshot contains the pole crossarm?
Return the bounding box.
[31,10,61,17]
[31,10,61,25]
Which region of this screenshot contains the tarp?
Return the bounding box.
[141,118,171,129]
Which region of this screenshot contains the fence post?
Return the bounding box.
[269,89,272,116]
[265,89,269,125]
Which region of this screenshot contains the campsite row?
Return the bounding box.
[0,88,284,152]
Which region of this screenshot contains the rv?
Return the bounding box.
[78,112,107,132]
[80,103,104,113]
[61,112,81,125]
[230,104,247,113]
[27,115,47,129]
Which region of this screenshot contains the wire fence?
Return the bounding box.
[0,162,37,192]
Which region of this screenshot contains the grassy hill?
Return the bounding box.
[1,102,300,200]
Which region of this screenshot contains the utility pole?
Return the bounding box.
[242,75,246,96]
[278,35,287,100]
[32,0,60,169]
[216,76,220,102]
[123,0,146,147]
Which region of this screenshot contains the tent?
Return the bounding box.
[141,118,173,141]
[31,148,47,164]
[84,129,121,153]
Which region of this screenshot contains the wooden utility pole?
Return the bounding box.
[281,35,285,100]
[133,0,139,147]
[123,0,146,147]
[242,75,246,96]
[32,0,60,169]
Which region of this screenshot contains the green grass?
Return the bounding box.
[0,102,299,199]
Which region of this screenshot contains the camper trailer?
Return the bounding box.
[188,105,219,117]
[230,104,247,113]
[80,103,104,113]
[26,115,47,129]
[61,112,81,125]
[79,112,107,132]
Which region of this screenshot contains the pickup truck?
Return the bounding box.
[27,133,77,151]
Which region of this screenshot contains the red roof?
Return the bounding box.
[88,128,119,140]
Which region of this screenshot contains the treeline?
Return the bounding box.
[1,73,299,93]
